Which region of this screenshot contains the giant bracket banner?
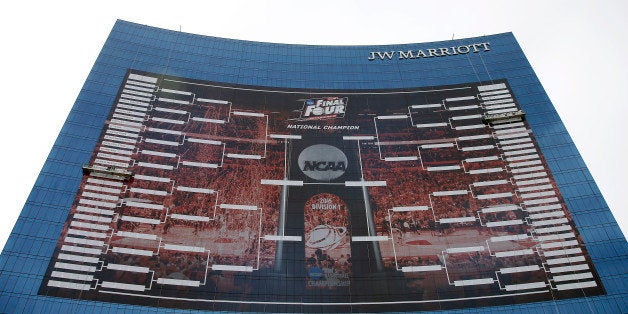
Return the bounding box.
[39,70,605,312]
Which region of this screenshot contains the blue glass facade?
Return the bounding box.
[0,19,625,313]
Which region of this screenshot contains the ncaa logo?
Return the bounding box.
[308,266,323,280]
[298,144,348,181]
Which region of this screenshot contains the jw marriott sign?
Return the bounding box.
[368,42,490,61]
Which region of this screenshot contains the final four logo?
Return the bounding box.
[300,97,348,120]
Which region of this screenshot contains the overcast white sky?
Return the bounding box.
[0,0,626,251]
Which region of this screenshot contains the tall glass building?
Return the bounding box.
[0,20,625,313]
